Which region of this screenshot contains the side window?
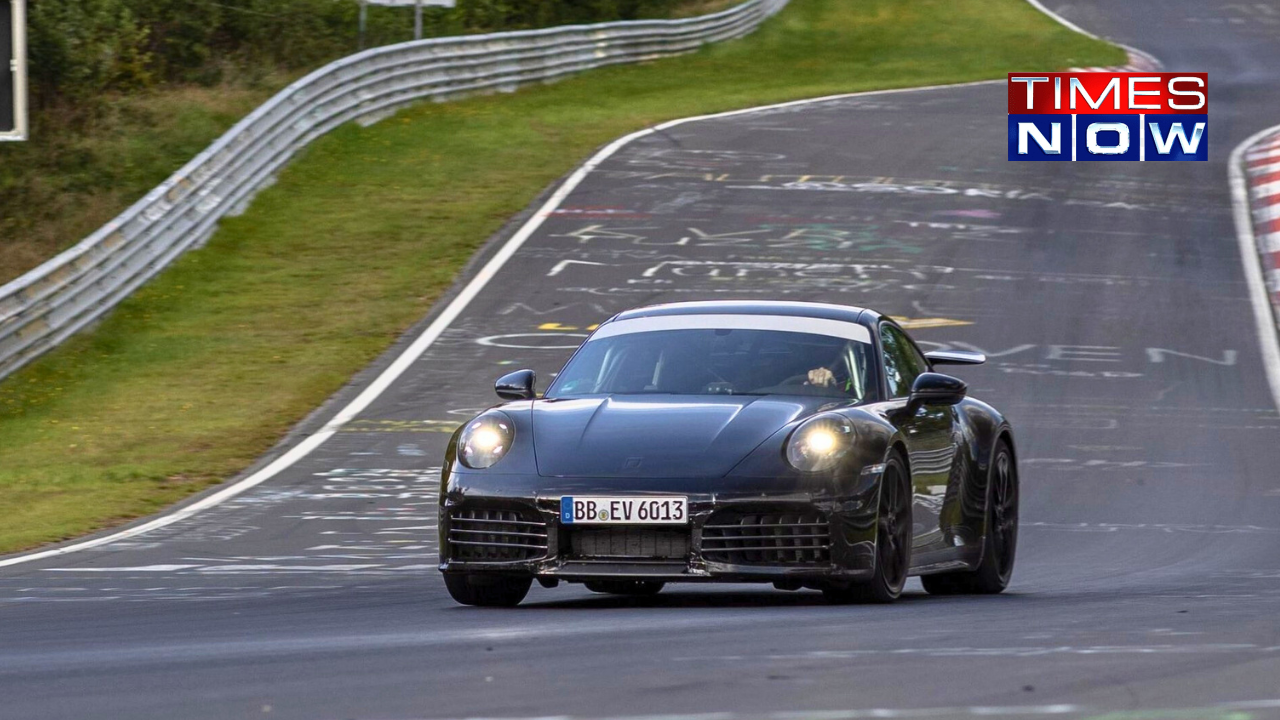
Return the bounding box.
[880,324,928,398]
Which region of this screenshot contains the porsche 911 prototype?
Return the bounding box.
[438,301,1019,606]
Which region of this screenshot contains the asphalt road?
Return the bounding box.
[4,2,1280,719]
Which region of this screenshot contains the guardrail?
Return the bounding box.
[0,0,787,381]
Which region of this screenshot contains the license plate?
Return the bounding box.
[560,496,688,525]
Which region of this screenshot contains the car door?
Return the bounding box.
[879,322,957,553]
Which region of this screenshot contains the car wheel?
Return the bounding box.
[583,580,665,596]
[921,439,1018,595]
[443,573,532,607]
[824,452,911,604]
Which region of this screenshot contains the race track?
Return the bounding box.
[4,2,1280,719]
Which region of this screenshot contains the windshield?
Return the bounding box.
[546,319,874,401]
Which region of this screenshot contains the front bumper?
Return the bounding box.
[438,485,881,583]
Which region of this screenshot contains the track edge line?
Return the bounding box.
[0,77,1009,571]
[1229,124,1280,413]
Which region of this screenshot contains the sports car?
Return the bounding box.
[438,301,1018,606]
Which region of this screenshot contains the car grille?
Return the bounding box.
[448,507,548,562]
[569,527,690,560]
[701,509,830,565]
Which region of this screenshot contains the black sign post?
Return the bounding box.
[1,0,27,141]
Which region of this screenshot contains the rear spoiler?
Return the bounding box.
[924,350,986,366]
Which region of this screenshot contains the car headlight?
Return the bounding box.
[458,412,515,469]
[786,413,855,473]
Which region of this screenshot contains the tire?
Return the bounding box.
[921,439,1018,596]
[443,573,532,607]
[584,580,665,596]
[824,452,912,604]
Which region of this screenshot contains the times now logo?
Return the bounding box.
[1008,73,1207,161]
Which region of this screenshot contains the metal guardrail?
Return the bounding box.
[0,0,787,380]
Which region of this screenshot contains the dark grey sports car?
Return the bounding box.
[438,301,1018,606]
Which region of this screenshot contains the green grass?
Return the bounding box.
[0,83,289,283]
[0,0,1123,555]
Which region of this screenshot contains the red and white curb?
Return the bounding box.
[1070,46,1163,73]
[1246,131,1280,313]
[1025,1,1163,73]
[1033,0,1280,409]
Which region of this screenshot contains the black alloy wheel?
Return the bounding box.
[824,452,911,604]
[921,439,1018,595]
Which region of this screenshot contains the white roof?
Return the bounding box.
[590,314,872,344]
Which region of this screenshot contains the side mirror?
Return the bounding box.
[924,350,986,366]
[495,369,536,400]
[909,372,967,407]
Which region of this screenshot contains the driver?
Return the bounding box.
[803,341,863,398]
[806,366,839,387]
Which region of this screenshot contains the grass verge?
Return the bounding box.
[0,0,1122,555]
[0,83,286,283]
[0,1,741,284]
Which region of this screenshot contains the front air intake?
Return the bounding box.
[448,507,547,562]
[702,508,830,565]
[569,527,691,560]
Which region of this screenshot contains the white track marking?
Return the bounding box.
[1027,0,1163,73]
[414,708,1083,720]
[0,78,1002,570]
[1249,147,1280,162]
[397,700,1280,720]
[1026,0,1277,411]
[1230,123,1280,414]
[1024,0,1098,38]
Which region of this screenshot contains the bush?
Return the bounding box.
[3,0,732,282]
[28,0,154,105]
[27,0,711,105]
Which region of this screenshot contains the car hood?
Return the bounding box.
[531,395,833,478]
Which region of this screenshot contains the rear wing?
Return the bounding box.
[925,350,986,366]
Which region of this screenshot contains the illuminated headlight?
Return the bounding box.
[458,413,515,469]
[786,414,855,473]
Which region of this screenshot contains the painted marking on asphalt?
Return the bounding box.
[1026,0,1163,76]
[678,644,1271,661]
[404,708,1083,720]
[890,316,974,329]
[1024,522,1280,535]
[392,703,1280,720]
[338,419,460,433]
[38,562,448,575]
[41,565,201,573]
[1024,0,1100,38]
[0,78,1008,570]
